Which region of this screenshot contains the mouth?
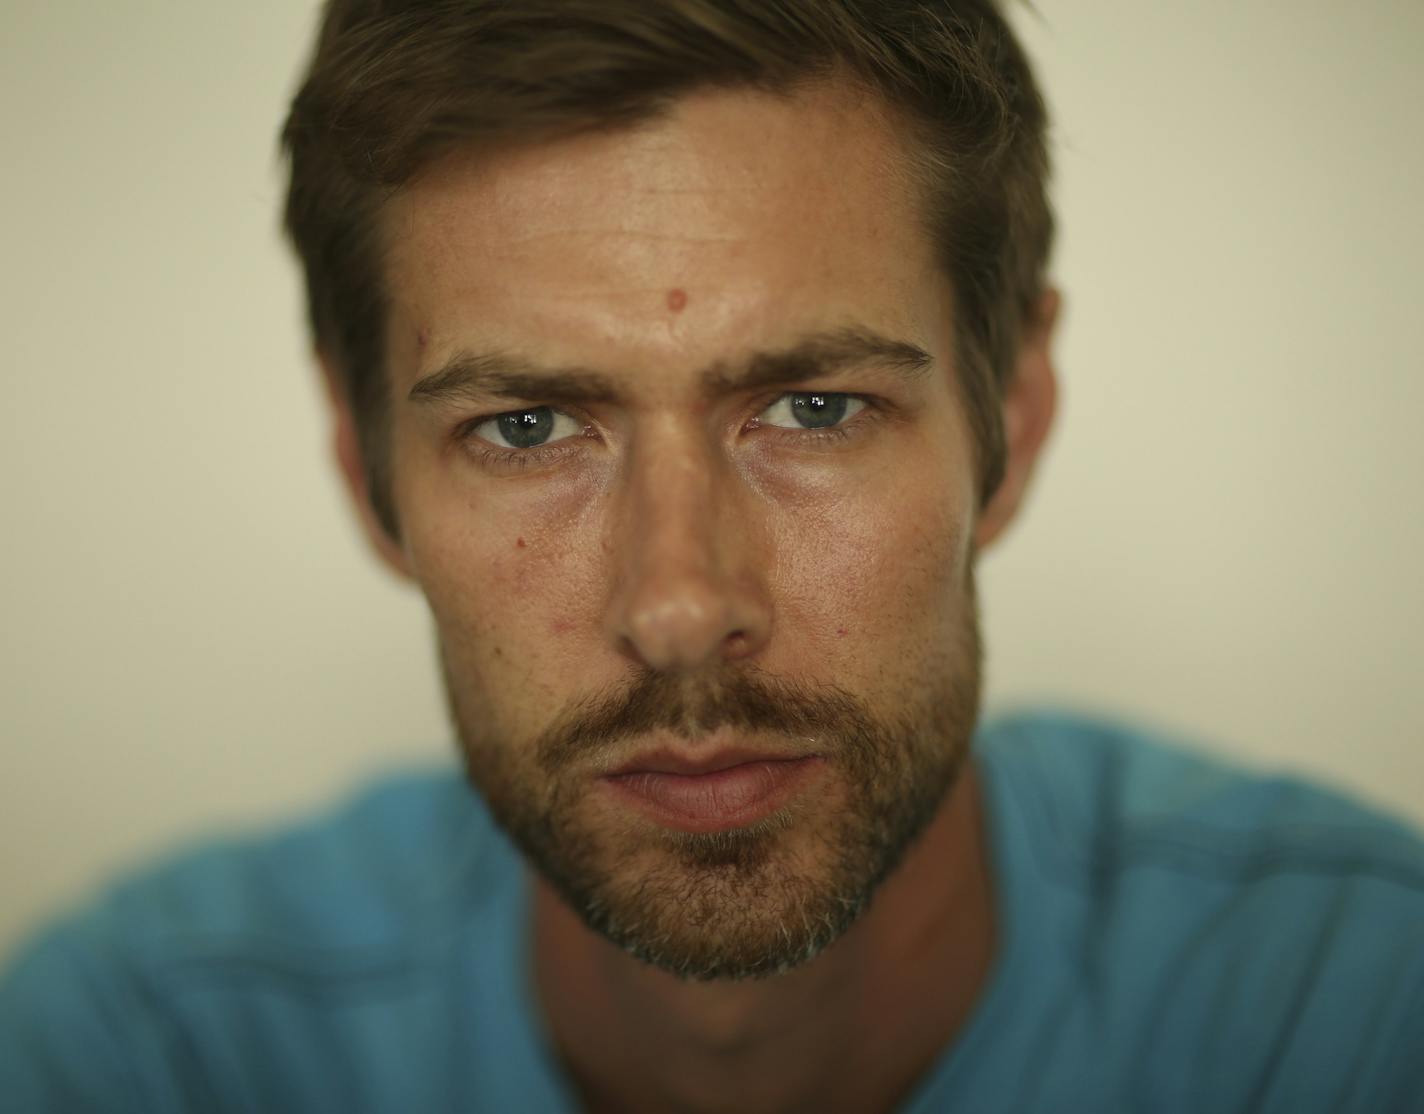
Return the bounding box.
[599,747,826,833]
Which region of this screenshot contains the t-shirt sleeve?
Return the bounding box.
[0,922,201,1113]
[1357,978,1424,1114]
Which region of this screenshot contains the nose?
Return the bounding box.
[604,431,772,673]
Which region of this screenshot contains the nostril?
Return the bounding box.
[723,630,751,655]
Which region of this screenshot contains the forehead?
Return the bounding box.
[379,80,948,387]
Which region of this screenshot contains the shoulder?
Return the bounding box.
[0,768,519,1111]
[87,766,505,959]
[973,708,1424,1113]
[975,705,1424,882]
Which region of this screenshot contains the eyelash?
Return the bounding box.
[462,429,587,473]
[456,393,878,472]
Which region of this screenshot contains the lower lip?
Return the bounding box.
[601,757,824,833]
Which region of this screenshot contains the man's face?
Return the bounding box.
[377,81,985,979]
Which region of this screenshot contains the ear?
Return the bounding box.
[973,288,1062,551]
[317,351,417,581]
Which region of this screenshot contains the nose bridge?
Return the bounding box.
[606,423,769,672]
[633,428,718,565]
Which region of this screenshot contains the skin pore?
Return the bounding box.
[327,77,1058,1114]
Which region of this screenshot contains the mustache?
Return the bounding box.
[535,665,879,773]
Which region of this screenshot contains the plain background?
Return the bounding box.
[2,0,1421,961]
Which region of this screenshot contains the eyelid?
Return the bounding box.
[455,390,881,474]
[755,391,867,430]
[463,404,585,449]
[456,405,591,475]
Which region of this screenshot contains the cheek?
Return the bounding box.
[768,459,974,660]
[401,475,605,674]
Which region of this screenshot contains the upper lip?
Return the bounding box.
[606,747,817,777]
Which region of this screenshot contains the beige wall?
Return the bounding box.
[2,0,1421,960]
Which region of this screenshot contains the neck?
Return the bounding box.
[531,760,996,1114]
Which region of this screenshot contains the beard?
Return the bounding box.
[442,577,983,982]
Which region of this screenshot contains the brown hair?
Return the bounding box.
[281,0,1053,537]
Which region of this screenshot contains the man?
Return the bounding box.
[3,1,1421,1111]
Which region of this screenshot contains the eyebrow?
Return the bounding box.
[406,325,934,408]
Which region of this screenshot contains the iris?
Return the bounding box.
[497,408,555,448]
[790,393,848,429]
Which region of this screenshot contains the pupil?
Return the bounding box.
[791,393,848,429]
[497,408,554,448]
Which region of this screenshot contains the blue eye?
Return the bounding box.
[470,407,582,449]
[758,392,865,430]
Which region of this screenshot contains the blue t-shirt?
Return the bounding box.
[3,709,1422,1112]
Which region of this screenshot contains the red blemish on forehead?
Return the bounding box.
[666,288,688,313]
[516,537,527,549]
[416,327,430,350]
[836,628,848,637]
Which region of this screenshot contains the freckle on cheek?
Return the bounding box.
[837,628,848,638]
[516,537,527,549]
[666,288,688,313]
